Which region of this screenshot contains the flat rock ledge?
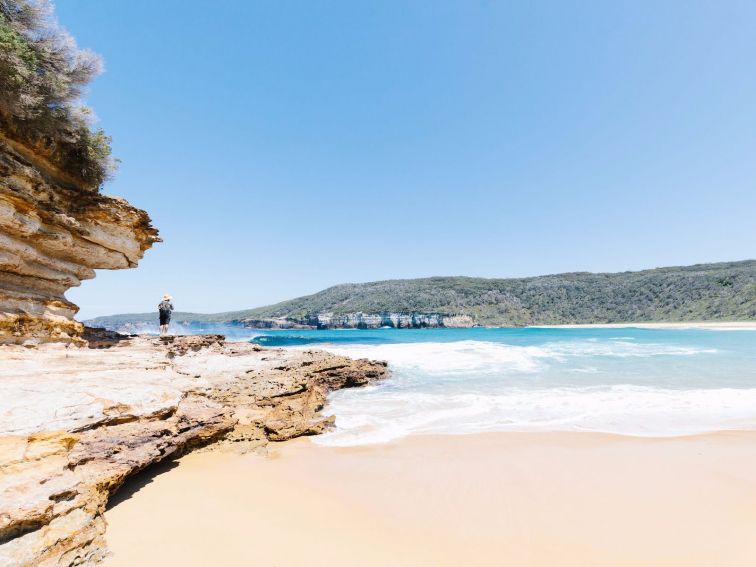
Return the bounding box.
[0,334,388,566]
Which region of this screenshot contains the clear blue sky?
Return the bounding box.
[57,0,756,319]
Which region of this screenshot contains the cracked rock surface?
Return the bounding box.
[0,334,388,566]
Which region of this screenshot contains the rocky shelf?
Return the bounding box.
[0,334,388,566]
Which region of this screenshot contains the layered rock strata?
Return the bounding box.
[240,312,475,330]
[0,134,158,344]
[0,335,388,566]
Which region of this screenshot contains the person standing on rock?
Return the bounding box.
[158,294,174,336]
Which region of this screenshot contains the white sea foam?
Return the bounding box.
[318,339,716,375]
[315,385,756,446]
[319,341,550,374]
[304,338,750,446]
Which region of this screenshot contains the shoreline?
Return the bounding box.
[4,328,754,564]
[527,321,756,330]
[83,320,756,335]
[0,335,388,566]
[102,430,756,566]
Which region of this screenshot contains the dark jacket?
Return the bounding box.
[158,300,174,314]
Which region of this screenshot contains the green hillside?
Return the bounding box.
[87,260,756,329]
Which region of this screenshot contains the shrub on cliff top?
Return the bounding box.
[0,0,116,188]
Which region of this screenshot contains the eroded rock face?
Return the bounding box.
[0,335,388,566]
[241,312,476,329]
[0,134,159,344]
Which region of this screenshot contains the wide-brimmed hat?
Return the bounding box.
[162,293,172,300]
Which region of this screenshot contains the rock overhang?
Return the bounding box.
[0,134,159,344]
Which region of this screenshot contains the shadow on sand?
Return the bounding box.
[106,458,181,510]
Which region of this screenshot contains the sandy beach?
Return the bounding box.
[102,431,756,566]
[530,322,756,330]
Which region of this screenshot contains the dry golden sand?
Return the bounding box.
[102,432,756,566]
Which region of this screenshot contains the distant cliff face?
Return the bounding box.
[0,134,159,344]
[236,261,756,327]
[85,260,756,332]
[240,312,475,329]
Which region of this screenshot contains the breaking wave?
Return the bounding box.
[315,385,756,446]
[247,328,756,446]
[318,339,717,374]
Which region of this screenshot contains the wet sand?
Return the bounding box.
[103,432,756,566]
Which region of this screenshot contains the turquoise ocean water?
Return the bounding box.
[158,323,756,445]
[244,327,756,445]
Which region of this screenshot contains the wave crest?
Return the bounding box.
[318,339,716,375]
[316,385,756,446]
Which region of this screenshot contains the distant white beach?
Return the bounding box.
[530,322,756,330]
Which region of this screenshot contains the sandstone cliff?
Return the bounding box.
[0,334,388,566]
[0,134,158,344]
[239,312,475,330]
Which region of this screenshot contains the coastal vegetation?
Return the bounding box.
[0,0,158,345]
[88,260,756,329]
[0,0,114,188]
